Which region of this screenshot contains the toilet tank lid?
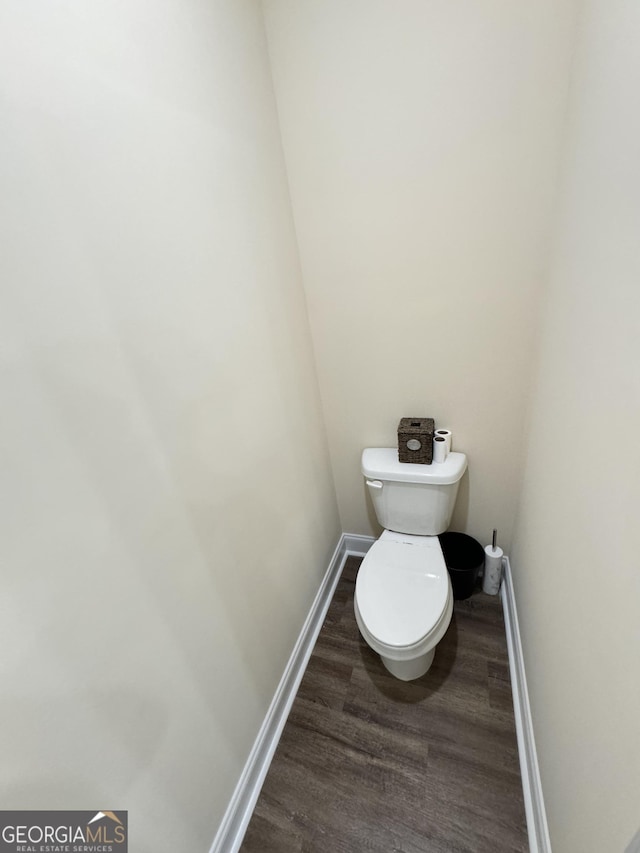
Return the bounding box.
[362,448,467,485]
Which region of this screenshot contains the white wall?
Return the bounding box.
[511,1,640,850]
[0,2,339,850]
[262,0,579,549]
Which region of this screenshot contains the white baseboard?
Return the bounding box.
[210,532,365,853]
[342,532,375,556]
[501,556,551,853]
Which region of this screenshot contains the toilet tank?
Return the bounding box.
[362,448,467,535]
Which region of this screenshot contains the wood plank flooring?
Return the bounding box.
[240,556,528,853]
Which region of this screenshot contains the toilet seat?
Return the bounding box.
[355,532,452,654]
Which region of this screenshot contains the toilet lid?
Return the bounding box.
[356,538,450,648]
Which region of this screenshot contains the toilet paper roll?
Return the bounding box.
[482,545,503,595]
[435,429,452,454]
[433,435,448,463]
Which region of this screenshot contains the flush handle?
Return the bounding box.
[366,479,383,490]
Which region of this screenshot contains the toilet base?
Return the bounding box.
[380,647,436,681]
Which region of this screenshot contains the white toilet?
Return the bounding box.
[354,447,468,681]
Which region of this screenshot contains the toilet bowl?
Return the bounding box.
[354,530,453,680]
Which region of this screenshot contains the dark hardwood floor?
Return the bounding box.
[240,556,528,853]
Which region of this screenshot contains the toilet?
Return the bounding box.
[354,447,467,681]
